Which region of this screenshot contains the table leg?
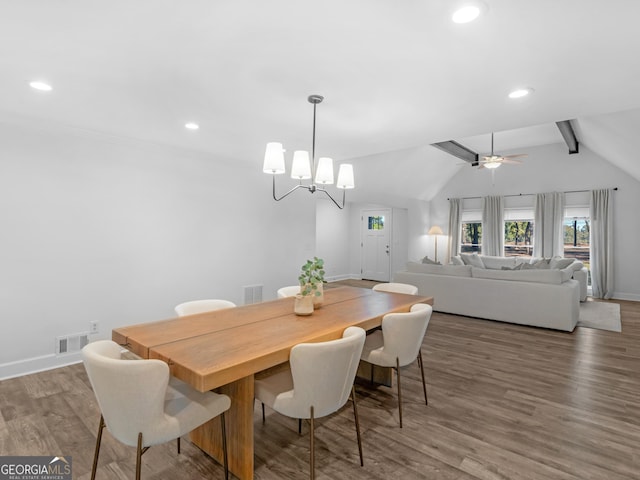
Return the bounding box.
[190,375,255,480]
[356,361,392,387]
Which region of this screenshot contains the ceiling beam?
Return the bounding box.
[556,120,579,154]
[431,140,479,166]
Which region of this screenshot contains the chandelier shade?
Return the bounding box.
[291,151,312,179]
[262,95,354,209]
[263,142,286,174]
[337,164,355,189]
[315,157,334,185]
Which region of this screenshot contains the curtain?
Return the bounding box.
[533,192,565,258]
[447,198,462,263]
[482,195,504,257]
[590,189,614,299]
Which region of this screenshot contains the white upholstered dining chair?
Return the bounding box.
[255,326,366,480]
[174,299,236,316]
[277,285,301,298]
[82,340,231,480]
[372,282,419,295]
[360,303,432,427]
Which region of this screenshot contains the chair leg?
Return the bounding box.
[396,357,403,428]
[351,386,364,466]
[262,402,265,423]
[299,418,302,435]
[309,406,315,480]
[177,437,181,454]
[90,415,105,480]
[136,433,143,480]
[418,350,428,405]
[220,412,229,480]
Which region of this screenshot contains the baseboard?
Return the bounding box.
[0,352,82,381]
[326,274,362,282]
[612,292,640,302]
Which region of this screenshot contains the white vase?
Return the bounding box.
[294,294,314,316]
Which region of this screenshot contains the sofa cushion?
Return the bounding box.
[480,255,516,270]
[550,256,575,270]
[471,266,563,284]
[460,253,485,268]
[406,262,472,277]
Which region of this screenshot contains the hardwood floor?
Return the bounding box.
[1,291,639,479]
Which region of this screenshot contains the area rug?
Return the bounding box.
[577,302,622,332]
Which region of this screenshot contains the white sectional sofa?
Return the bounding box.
[393,254,585,332]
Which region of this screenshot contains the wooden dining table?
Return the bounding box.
[112,286,432,480]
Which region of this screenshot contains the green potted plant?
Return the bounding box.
[298,257,325,308]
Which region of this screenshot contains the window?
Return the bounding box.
[564,217,590,267]
[460,210,482,253]
[367,216,384,230]
[504,220,534,257]
[461,222,482,253]
[503,208,534,258]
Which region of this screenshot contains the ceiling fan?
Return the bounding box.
[478,132,527,169]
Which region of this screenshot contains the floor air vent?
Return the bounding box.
[56,332,89,355]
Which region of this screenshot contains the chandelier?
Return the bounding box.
[262,95,355,209]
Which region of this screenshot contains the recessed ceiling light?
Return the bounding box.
[185,122,199,130]
[508,87,535,99]
[29,81,52,91]
[452,1,487,24]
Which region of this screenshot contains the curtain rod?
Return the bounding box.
[447,187,618,201]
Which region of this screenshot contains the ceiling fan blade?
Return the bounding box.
[502,158,524,165]
[502,153,528,159]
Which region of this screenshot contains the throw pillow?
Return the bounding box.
[451,255,464,266]
[421,256,441,265]
[531,258,551,269]
[460,253,485,268]
[549,256,574,270]
[501,264,523,271]
[521,262,537,270]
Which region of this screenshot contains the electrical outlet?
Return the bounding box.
[89,321,99,334]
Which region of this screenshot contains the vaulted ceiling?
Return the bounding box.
[2,1,639,192]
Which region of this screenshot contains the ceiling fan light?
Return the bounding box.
[452,6,480,23]
[29,81,52,91]
[484,162,501,169]
[452,1,487,24]
[508,87,534,99]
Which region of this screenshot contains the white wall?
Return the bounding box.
[0,120,317,378]
[315,199,351,281]
[428,142,640,300]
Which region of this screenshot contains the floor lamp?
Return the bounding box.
[428,226,443,263]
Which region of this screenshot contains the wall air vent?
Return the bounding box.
[56,332,89,355]
[243,285,263,305]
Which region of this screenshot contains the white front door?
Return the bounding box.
[361,209,391,281]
